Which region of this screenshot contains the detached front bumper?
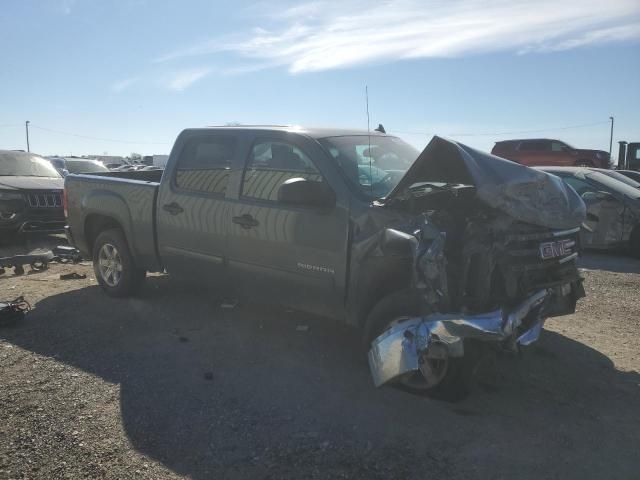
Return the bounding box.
[368,285,578,387]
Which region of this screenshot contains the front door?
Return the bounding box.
[226,137,349,318]
[156,133,239,282]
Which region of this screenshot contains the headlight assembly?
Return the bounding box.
[0,191,23,201]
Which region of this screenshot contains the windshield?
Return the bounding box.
[586,171,640,199]
[596,169,640,189]
[318,135,420,198]
[66,160,108,174]
[0,151,62,177]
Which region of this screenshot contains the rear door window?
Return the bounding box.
[518,140,550,152]
[174,135,237,195]
[241,140,323,202]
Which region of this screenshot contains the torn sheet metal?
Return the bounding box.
[384,136,586,230]
[368,290,548,387]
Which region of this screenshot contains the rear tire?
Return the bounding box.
[364,290,478,401]
[93,228,145,297]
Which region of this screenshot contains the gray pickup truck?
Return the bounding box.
[65,126,586,399]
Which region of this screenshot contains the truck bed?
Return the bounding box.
[65,172,162,270]
[87,169,164,183]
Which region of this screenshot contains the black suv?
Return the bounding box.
[0,150,65,242]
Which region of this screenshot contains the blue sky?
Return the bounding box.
[1,0,639,157]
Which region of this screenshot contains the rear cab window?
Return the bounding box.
[174,135,237,195]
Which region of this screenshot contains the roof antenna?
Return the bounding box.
[375,124,385,133]
[366,86,373,199]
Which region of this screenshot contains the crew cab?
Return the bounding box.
[65,126,586,399]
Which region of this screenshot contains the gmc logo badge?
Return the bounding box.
[539,239,575,260]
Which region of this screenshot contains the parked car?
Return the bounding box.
[617,170,640,184]
[538,166,640,256]
[49,158,109,177]
[492,139,610,168]
[113,164,136,171]
[65,127,586,399]
[0,150,65,241]
[593,168,640,189]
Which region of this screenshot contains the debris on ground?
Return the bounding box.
[60,272,87,280]
[0,246,82,276]
[0,296,30,326]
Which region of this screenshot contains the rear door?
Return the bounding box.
[226,135,349,318]
[516,140,555,166]
[156,132,240,282]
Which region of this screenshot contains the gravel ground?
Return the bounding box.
[1,237,639,479]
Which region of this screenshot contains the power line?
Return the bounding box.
[394,120,611,137]
[29,124,171,145]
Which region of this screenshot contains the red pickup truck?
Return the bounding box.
[492,139,610,168]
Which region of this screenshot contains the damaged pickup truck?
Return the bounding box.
[64,127,586,399]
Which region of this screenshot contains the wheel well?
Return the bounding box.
[355,260,414,328]
[84,214,122,253]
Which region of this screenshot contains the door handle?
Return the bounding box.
[162,202,184,215]
[232,214,259,229]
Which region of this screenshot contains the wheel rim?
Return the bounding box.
[98,243,123,287]
[386,317,449,391]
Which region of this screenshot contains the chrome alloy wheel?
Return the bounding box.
[98,243,123,287]
[388,316,449,390]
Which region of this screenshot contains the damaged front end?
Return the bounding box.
[369,289,549,387]
[367,137,586,390]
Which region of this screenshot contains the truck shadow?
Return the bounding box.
[2,277,639,479]
[578,251,640,273]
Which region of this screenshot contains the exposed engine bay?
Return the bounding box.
[395,185,584,316]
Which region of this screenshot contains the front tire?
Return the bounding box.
[93,228,145,297]
[364,291,478,401]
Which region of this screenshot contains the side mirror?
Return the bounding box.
[61,169,70,177]
[278,177,336,209]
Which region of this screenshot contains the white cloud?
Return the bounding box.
[111,77,139,93]
[165,68,212,91]
[535,23,640,52]
[157,0,640,73]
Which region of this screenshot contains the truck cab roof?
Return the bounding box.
[200,125,390,140]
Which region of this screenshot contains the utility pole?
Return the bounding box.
[25,121,30,152]
[609,116,614,158]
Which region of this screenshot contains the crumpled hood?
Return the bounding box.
[385,136,586,230]
[0,176,64,191]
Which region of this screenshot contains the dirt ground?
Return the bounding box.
[1,236,639,479]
